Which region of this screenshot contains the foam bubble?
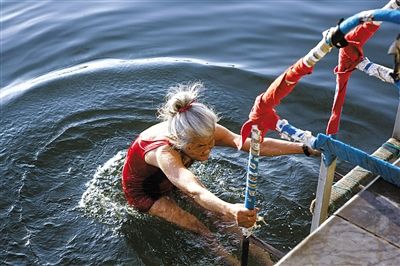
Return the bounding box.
[78,151,144,229]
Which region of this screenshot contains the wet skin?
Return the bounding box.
[182,135,215,161]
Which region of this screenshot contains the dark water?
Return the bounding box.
[1,0,398,265]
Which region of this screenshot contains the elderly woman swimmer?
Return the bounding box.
[122,82,317,237]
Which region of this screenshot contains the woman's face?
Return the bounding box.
[183,135,215,161]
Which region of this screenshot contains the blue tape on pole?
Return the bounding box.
[313,134,400,187]
[282,124,298,137]
[244,127,261,210]
[340,9,400,35]
[372,9,400,24]
[244,153,259,210]
[364,62,373,71]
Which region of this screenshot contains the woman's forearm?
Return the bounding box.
[260,138,303,156]
[190,186,233,217]
[189,187,257,228]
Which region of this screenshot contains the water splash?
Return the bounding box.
[77,148,246,229]
[78,150,145,230]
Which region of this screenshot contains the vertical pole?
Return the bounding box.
[244,125,261,209]
[241,125,261,266]
[241,237,250,266]
[390,31,400,138]
[310,156,337,233]
[392,93,400,139]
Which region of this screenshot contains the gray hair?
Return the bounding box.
[158,82,219,149]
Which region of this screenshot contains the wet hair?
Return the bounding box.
[158,82,219,149]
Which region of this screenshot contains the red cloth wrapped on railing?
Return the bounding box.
[326,22,380,135]
[237,59,313,149]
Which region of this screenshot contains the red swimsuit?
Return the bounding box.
[122,135,175,212]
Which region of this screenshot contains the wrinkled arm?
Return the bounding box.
[155,146,257,227]
[215,124,319,156]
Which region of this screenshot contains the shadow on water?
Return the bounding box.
[0,57,394,264]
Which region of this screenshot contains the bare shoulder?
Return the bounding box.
[141,121,169,140]
[214,124,240,147]
[145,142,181,168]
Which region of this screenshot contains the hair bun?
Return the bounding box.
[158,82,201,119]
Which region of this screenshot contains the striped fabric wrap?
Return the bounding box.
[356,58,395,84]
[244,125,261,210]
